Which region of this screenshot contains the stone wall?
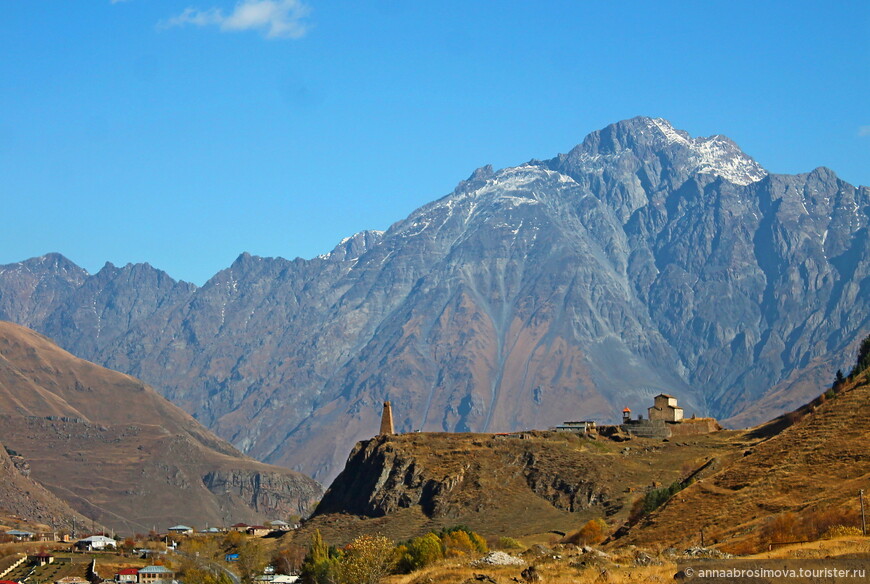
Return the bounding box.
[668,418,721,437]
[621,419,670,439]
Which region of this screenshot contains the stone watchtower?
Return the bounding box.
[379,401,395,436]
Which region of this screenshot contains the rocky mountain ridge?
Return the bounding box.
[0,117,867,481]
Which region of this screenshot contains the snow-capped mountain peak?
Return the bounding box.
[647,117,767,185]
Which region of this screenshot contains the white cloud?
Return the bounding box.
[160,0,311,39]
[859,126,870,137]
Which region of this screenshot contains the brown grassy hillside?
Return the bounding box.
[0,321,322,534]
[0,441,93,533]
[618,373,870,552]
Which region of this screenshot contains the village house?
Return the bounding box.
[5,529,35,541]
[74,535,116,551]
[552,420,596,434]
[167,525,193,535]
[55,578,88,584]
[647,393,684,422]
[138,565,175,583]
[115,567,139,583]
[30,551,54,566]
[246,525,271,537]
[267,520,291,531]
[255,575,299,583]
[230,523,249,533]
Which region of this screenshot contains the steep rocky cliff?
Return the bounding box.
[202,469,321,517]
[1,117,867,482]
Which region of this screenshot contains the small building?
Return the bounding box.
[115,568,139,583]
[201,527,223,534]
[246,525,271,537]
[552,420,596,434]
[138,565,175,584]
[267,520,291,531]
[74,535,117,550]
[230,523,249,532]
[622,407,632,423]
[648,393,684,422]
[55,578,89,584]
[5,529,35,541]
[167,525,193,535]
[30,551,54,566]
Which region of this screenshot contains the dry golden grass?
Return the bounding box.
[379,536,870,584]
[380,554,680,584]
[747,535,870,560]
[618,375,870,552]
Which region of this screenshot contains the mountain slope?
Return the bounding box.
[0,117,868,481]
[0,441,94,533]
[619,368,870,551]
[0,321,321,533]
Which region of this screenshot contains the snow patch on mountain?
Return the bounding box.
[648,118,767,186]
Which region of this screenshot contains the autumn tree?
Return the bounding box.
[273,543,307,575]
[237,539,268,584]
[576,518,607,545]
[338,534,395,584]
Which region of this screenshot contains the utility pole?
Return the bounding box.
[861,490,866,536]
[700,527,705,547]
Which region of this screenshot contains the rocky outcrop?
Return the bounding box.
[305,430,735,543]
[202,469,322,517]
[0,118,868,482]
[317,433,631,521]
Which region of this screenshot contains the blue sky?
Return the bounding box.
[2,1,868,285]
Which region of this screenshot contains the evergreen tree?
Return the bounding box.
[301,530,340,584]
[851,334,870,378]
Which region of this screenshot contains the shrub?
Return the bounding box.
[438,526,487,556]
[577,518,607,545]
[643,481,687,515]
[822,525,863,539]
[762,507,862,544]
[562,518,607,545]
[442,530,476,557]
[396,532,443,573]
[763,512,801,544]
[497,536,524,550]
